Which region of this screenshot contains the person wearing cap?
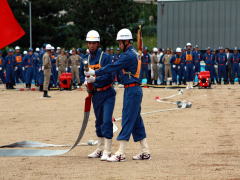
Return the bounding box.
[151,47,159,85]
[183,42,194,88]
[56,48,68,82]
[23,48,36,89]
[193,45,202,77]
[231,47,240,84]
[37,44,47,91]
[203,47,215,83]
[56,47,61,55]
[84,28,151,162]
[162,48,173,85]
[3,49,16,89]
[105,47,110,55]
[14,46,25,84]
[140,47,151,84]
[0,51,5,84]
[69,48,82,87]
[216,47,227,84]
[171,47,183,85]
[42,44,52,97]
[109,47,115,61]
[80,30,116,161]
[113,48,121,63]
[225,48,234,84]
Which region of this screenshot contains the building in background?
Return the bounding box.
[157,0,240,49]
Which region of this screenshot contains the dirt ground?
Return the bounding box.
[0,84,240,180]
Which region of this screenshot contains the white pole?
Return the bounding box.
[29,1,32,49]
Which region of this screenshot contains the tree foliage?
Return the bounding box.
[8,0,159,49]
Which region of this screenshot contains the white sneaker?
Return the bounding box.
[100,151,111,161]
[88,149,103,158]
[132,153,151,160]
[107,154,126,162]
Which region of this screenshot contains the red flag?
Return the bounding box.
[0,0,25,49]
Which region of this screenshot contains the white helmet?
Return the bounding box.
[186,42,192,46]
[116,28,133,41]
[86,30,100,42]
[46,44,52,50]
[57,47,61,50]
[23,50,27,55]
[35,47,40,52]
[51,46,55,50]
[153,47,158,52]
[176,47,182,53]
[15,46,20,50]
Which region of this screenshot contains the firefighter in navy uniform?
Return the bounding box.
[80,30,116,161]
[183,43,194,88]
[85,28,151,162]
[225,48,234,84]
[216,47,227,84]
[231,47,240,84]
[170,48,182,85]
[14,46,25,83]
[203,47,215,83]
[23,48,36,89]
[140,47,151,83]
[3,49,16,89]
[193,45,202,80]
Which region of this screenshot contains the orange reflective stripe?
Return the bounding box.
[134,58,141,78]
[89,64,101,70]
[15,56,22,63]
[186,54,193,61]
[122,57,141,78]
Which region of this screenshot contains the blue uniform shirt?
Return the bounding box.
[4,55,15,69]
[141,53,151,65]
[216,53,227,65]
[81,49,113,88]
[193,51,202,63]
[203,53,215,65]
[23,54,36,67]
[232,53,240,63]
[95,46,141,85]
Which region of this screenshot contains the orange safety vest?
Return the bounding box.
[122,50,141,78]
[0,59,2,65]
[87,51,103,70]
[186,53,193,61]
[174,57,181,64]
[15,56,22,63]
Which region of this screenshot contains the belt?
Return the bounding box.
[186,62,193,64]
[96,84,112,92]
[206,64,212,66]
[219,64,225,66]
[124,83,140,88]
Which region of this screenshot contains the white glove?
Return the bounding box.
[193,65,195,70]
[56,67,59,71]
[14,67,18,71]
[172,65,176,68]
[84,68,95,77]
[65,68,68,72]
[0,67,2,71]
[42,66,44,70]
[178,66,181,70]
[86,76,96,83]
[22,67,25,71]
[184,66,187,70]
[77,66,80,68]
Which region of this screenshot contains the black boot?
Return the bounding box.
[154,80,158,85]
[43,91,51,98]
[10,83,15,89]
[29,84,31,89]
[6,83,9,89]
[39,85,43,91]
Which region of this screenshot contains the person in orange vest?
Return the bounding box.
[14,46,25,83]
[80,30,115,161]
[183,42,194,88]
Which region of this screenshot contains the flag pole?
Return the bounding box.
[29,1,32,49]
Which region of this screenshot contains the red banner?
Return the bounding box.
[0,0,25,49]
